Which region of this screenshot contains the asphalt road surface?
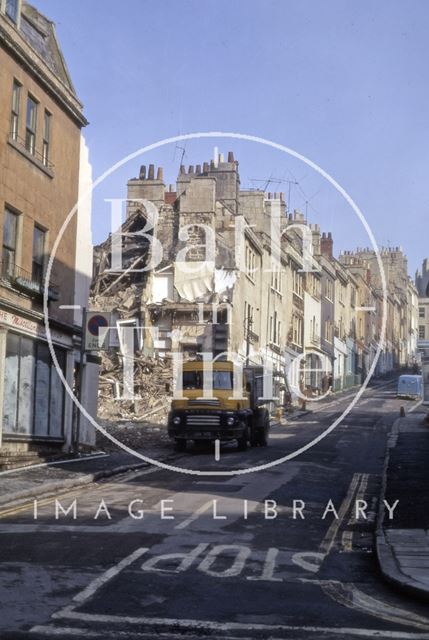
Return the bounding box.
[1,380,429,640]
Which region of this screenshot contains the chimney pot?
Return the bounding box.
[195,164,201,174]
[157,167,164,181]
[203,162,209,172]
[139,165,146,179]
[148,164,155,179]
[180,164,185,174]
[227,151,234,162]
[188,165,194,174]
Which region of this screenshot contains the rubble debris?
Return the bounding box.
[89,208,174,429]
[97,349,172,424]
[96,418,171,453]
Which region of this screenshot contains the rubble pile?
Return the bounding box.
[89,209,173,433]
[96,420,171,453]
[97,349,172,424]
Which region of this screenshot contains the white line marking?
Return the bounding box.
[409,399,423,413]
[319,473,361,555]
[174,500,212,530]
[52,609,429,638]
[73,547,149,605]
[291,551,324,573]
[0,453,109,477]
[59,305,81,309]
[247,547,282,582]
[214,439,220,461]
[198,544,251,578]
[30,628,102,638]
[30,628,256,640]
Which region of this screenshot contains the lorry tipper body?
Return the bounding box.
[167,360,272,451]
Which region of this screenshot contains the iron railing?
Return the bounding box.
[9,132,54,170]
[1,260,59,300]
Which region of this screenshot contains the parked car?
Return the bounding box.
[397,374,423,399]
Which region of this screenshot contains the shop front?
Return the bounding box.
[0,308,74,453]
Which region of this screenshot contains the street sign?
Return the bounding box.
[85,312,111,351]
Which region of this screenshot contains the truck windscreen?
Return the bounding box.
[182,371,234,390]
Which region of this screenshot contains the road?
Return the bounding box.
[1,380,429,640]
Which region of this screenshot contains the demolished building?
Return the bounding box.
[91,152,417,424]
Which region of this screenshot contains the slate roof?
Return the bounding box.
[19,1,76,94]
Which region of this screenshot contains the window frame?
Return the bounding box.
[32,224,47,285]
[2,207,19,278]
[42,109,52,167]
[25,94,38,156]
[10,79,21,141]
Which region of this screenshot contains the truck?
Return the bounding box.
[167,360,272,451]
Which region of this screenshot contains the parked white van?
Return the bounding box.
[397,375,423,400]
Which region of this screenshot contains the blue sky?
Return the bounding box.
[35,0,429,275]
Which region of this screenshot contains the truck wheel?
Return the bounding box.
[174,438,187,452]
[253,410,270,447]
[237,423,248,451]
[258,417,269,447]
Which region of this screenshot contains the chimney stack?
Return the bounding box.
[321,231,334,259]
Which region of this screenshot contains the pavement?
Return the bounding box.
[376,407,429,600]
[0,448,168,510]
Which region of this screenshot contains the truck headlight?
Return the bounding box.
[227,416,235,426]
[173,417,181,425]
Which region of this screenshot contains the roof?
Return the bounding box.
[20,2,75,94]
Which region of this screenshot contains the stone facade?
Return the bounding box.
[93,152,418,406]
[0,0,95,463]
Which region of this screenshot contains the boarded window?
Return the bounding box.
[3,333,66,438]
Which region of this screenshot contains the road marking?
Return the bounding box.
[247,547,282,582]
[59,304,82,310]
[30,628,256,639]
[291,551,324,573]
[50,609,429,638]
[320,580,429,631]
[269,433,295,439]
[341,530,354,552]
[409,399,423,413]
[319,472,361,555]
[198,544,251,577]
[174,500,213,530]
[214,439,220,461]
[348,473,369,525]
[73,547,149,605]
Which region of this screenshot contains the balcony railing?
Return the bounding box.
[1,261,59,301]
[8,132,54,171]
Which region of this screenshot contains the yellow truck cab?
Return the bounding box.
[168,360,271,451]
